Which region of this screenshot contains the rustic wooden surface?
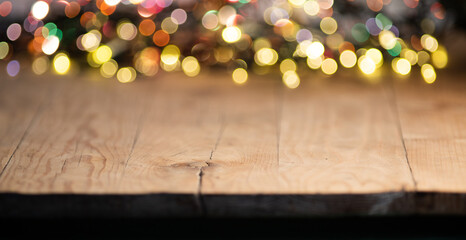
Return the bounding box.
[0,70,465,217]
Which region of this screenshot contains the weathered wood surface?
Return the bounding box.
[0,70,465,217]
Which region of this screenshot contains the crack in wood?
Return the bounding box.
[0,80,56,180]
[195,114,225,216]
[386,81,418,190]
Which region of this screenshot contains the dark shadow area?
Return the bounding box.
[1,216,466,239]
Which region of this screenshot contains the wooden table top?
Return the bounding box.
[0,69,465,217]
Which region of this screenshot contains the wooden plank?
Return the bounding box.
[0,74,53,177]
[394,73,466,192]
[118,73,222,194]
[277,76,415,193]
[201,74,280,194]
[0,72,148,193]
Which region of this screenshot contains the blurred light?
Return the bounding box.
[161,45,180,65]
[153,30,170,47]
[218,5,236,25]
[280,59,297,74]
[365,48,383,67]
[387,41,401,56]
[139,19,156,36]
[352,23,370,43]
[307,56,323,69]
[7,23,21,41]
[289,0,306,7]
[117,21,137,40]
[417,51,430,66]
[379,30,396,49]
[7,60,20,77]
[42,36,60,55]
[32,56,49,75]
[232,68,248,85]
[222,26,242,43]
[296,29,313,43]
[421,34,438,52]
[117,67,137,83]
[339,50,357,68]
[161,17,178,34]
[401,49,418,65]
[303,0,319,16]
[181,56,200,77]
[317,0,334,9]
[321,58,338,75]
[0,42,9,60]
[31,1,49,20]
[134,47,160,76]
[93,45,112,64]
[253,38,271,52]
[282,71,300,89]
[396,58,411,75]
[255,48,278,66]
[53,53,71,75]
[431,46,448,69]
[202,11,219,30]
[358,56,376,75]
[306,41,325,59]
[104,0,121,6]
[421,64,436,84]
[171,9,187,25]
[65,2,81,18]
[367,0,383,12]
[100,59,118,78]
[0,1,12,17]
[320,17,337,35]
[81,30,102,51]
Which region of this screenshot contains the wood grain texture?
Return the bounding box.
[394,73,466,192]
[118,74,222,194]
[0,73,147,193]
[0,74,53,175]
[278,76,415,194]
[201,75,280,194]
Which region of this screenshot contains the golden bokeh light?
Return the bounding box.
[32,56,49,75]
[53,53,71,75]
[280,59,297,74]
[232,68,248,85]
[306,41,325,59]
[321,58,338,75]
[161,45,180,65]
[421,34,438,52]
[307,55,323,69]
[431,46,448,69]
[365,48,383,67]
[255,48,278,66]
[222,26,242,43]
[395,58,411,75]
[117,67,136,83]
[161,17,178,34]
[92,45,112,64]
[117,21,137,41]
[181,56,201,77]
[339,50,357,68]
[421,64,436,84]
[320,17,338,35]
[100,59,118,78]
[358,56,376,75]
[282,71,300,89]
